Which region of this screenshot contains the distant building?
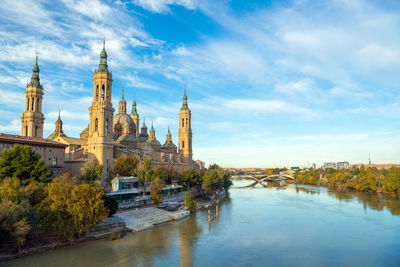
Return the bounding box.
[322,162,337,170]
[337,161,350,170]
[312,163,316,170]
[291,167,300,171]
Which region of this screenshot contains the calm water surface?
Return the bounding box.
[5,181,400,267]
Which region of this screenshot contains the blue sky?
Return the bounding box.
[0,0,400,167]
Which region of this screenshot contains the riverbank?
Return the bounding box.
[0,193,222,262]
[0,216,129,262]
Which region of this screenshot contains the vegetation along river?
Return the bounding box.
[4,180,400,267]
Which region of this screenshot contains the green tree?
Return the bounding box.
[39,173,108,239]
[153,164,169,182]
[79,158,103,183]
[103,195,118,216]
[112,157,139,177]
[137,157,154,192]
[178,169,201,188]
[183,192,196,212]
[150,177,164,204]
[202,164,233,192]
[0,145,53,185]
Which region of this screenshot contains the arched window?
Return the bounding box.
[35,126,38,137]
[25,125,28,136]
[186,118,188,127]
[32,97,35,111]
[182,118,184,127]
[27,98,29,111]
[182,141,185,148]
[36,98,40,111]
[96,85,99,101]
[95,118,98,131]
[101,85,105,101]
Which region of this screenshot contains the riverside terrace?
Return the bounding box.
[107,176,186,208]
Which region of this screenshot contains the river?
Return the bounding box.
[4,180,400,267]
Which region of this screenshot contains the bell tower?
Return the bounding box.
[88,40,115,184]
[178,88,192,160]
[21,56,45,138]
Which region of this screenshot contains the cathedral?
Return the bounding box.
[17,40,199,183]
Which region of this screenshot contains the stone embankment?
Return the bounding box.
[115,207,189,232]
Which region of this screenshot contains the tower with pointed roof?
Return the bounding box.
[140,117,148,137]
[178,88,192,160]
[88,40,115,183]
[130,95,140,137]
[21,56,45,138]
[48,110,67,139]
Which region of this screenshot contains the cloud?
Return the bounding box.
[132,0,197,13]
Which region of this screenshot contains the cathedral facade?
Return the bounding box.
[20,41,198,183]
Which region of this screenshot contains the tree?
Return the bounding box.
[183,192,196,212]
[39,173,108,239]
[0,178,34,250]
[382,167,400,198]
[0,144,53,185]
[202,164,233,192]
[79,158,103,183]
[137,157,154,192]
[178,169,201,189]
[153,164,169,182]
[112,157,139,177]
[150,177,163,204]
[103,195,118,216]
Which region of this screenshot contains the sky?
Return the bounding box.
[0,0,399,168]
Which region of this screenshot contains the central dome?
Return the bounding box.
[113,113,136,139]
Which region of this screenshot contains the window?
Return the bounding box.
[52,158,57,167]
[32,97,35,111]
[182,141,185,148]
[27,98,29,111]
[102,85,105,101]
[96,85,99,101]
[95,118,98,131]
[35,126,38,137]
[25,126,28,136]
[182,118,184,127]
[186,118,188,127]
[36,98,40,111]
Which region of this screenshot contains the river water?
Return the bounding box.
[4,180,400,267]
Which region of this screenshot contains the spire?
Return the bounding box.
[181,88,189,110]
[98,39,108,72]
[142,116,146,128]
[150,121,155,132]
[30,55,41,86]
[118,88,127,114]
[131,94,138,116]
[48,109,66,139]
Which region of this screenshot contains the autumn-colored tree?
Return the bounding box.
[112,157,139,177]
[0,178,34,250]
[150,177,163,204]
[79,158,103,183]
[39,173,108,239]
[0,145,52,185]
[382,167,400,198]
